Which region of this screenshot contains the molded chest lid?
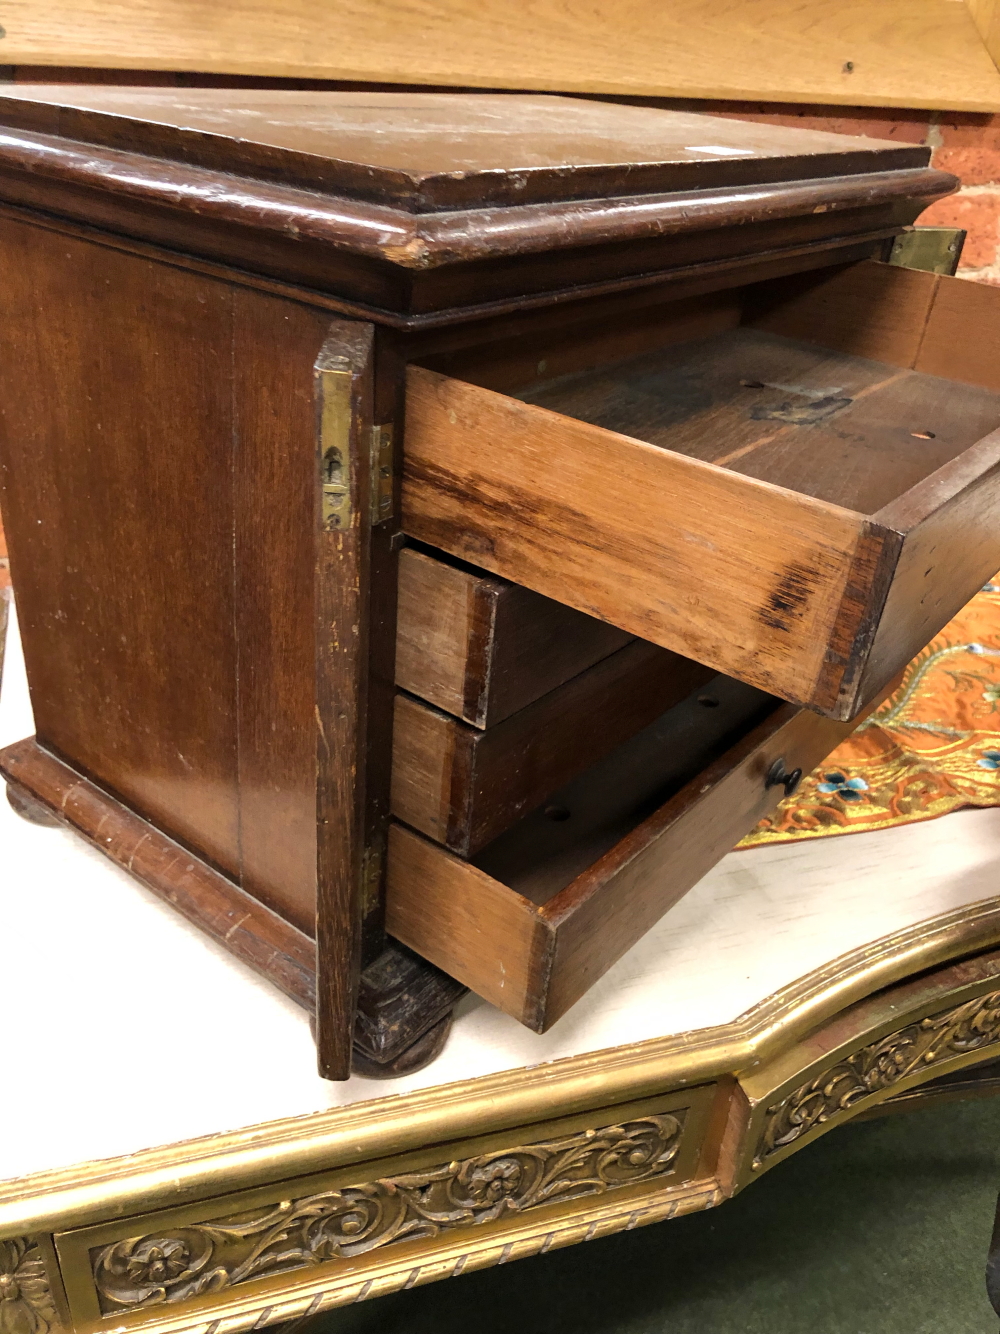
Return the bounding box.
[0,87,929,211]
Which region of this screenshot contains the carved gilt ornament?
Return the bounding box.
[0,1239,58,1334]
[92,1113,686,1313]
[755,988,1000,1168]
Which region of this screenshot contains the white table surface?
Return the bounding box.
[4,598,1000,1186]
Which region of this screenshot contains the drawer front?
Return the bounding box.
[387,696,858,1031]
[392,639,712,857]
[402,262,1000,721]
[395,547,630,728]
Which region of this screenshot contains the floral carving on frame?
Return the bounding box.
[755,989,1000,1168]
[91,1112,686,1313]
[0,1239,58,1334]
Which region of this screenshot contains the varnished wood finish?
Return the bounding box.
[235,294,333,936]
[0,737,465,1073]
[395,548,631,728]
[6,780,62,828]
[0,217,243,879]
[403,266,1000,719]
[0,218,416,1078]
[387,695,857,1030]
[0,737,318,1008]
[0,96,980,1075]
[313,324,375,1079]
[0,89,955,321]
[403,363,874,715]
[0,89,933,208]
[392,641,712,855]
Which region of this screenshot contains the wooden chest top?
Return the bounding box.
[0,88,930,209]
[0,87,955,322]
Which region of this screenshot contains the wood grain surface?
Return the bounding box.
[392,641,712,855]
[915,269,1000,390]
[517,326,1000,513]
[0,737,317,1009]
[0,101,953,322]
[402,363,871,712]
[313,323,376,1080]
[417,289,744,398]
[404,270,1000,719]
[233,292,333,934]
[2,1,999,111]
[0,216,243,878]
[745,258,941,367]
[0,87,932,209]
[395,547,631,728]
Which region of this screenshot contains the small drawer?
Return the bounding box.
[392,638,713,856]
[403,259,1000,721]
[395,547,631,728]
[387,674,859,1031]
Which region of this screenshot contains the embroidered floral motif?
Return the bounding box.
[740,572,1000,848]
[815,772,869,801]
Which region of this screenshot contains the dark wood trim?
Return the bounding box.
[0,737,318,1007]
[0,125,954,316]
[0,91,933,210]
[312,322,375,1079]
[0,736,464,1074]
[0,196,901,334]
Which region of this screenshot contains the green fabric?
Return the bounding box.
[311,1095,1000,1333]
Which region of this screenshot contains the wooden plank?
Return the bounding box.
[540,705,856,1027]
[386,823,549,1027]
[0,216,242,877]
[391,641,713,856]
[402,365,870,711]
[517,324,1000,515]
[915,268,1000,390]
[233,290,333,936]
[417,289,743,397]
[387,695,858,1030]
[744,260,941,369]
[858,429,1000,707]
[3,0,1000,112]
[395,548,631,728]
[0,87,933,210]
[967,0,1000,72]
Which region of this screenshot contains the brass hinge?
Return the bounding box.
[888,226,966,276]
[371,423,394,525]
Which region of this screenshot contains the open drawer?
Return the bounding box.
[387,673,861,1031]
[403,260,1000,720]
